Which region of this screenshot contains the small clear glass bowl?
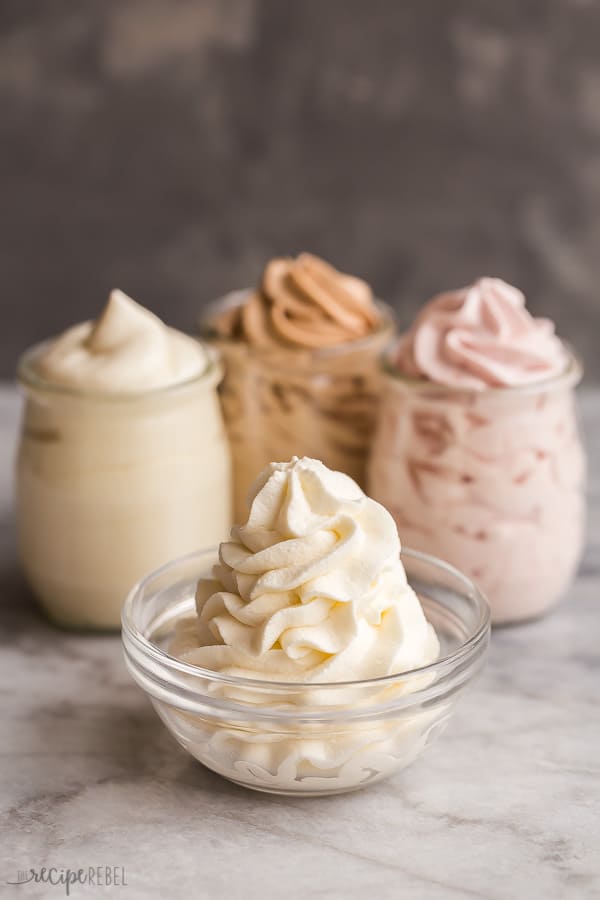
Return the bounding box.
[122,548,490,797]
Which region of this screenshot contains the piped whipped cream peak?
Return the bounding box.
[395,277,568,390]
[215,253,381,349]
[172,456,439,682]
[35,289,207,392]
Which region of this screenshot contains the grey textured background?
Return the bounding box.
[1,0,600,379]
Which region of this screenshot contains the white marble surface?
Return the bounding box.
[1,385,599,900]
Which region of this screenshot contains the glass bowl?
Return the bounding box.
[121,548,490,797]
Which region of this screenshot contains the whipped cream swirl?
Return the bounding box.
[395,277,568,389]
[172,457,439,682]
[35,289,207,392]
[215,254,381,349]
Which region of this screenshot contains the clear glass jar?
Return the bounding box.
[368,349,586,625]
[122,548,490,797]
[16,344,232,630]
[202,292,394,521]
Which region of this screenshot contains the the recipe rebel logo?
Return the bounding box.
[7,866,128,895]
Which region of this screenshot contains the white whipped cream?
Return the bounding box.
[172,456,439,680]
[35,289,207,392]
[170,458,441,791]
[18,288,230,629]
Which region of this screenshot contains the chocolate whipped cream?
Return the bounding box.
[214,254,381,348]
[206,254,393,521]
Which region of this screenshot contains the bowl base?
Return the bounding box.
[224,774,384,798]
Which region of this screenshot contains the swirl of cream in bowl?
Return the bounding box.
[171,456,439,681]
[162,457,450,791]
[395,277,568,390]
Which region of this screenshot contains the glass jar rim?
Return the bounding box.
[16,338,223,403]
[121,546,491,697]
[380,339,583,397]
[199,289,396,359]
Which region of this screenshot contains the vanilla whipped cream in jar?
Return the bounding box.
[368,278,586,625]
[202,254,394,520]
[17,290,232,629]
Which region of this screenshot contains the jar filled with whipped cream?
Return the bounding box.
[16,290,232,630]
[368,278,586,625]
[201,253,394,521]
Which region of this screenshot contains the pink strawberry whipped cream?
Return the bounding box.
[369,277,585,624]
[395,277,568,389]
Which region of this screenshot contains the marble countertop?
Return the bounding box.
[1,385,598,900]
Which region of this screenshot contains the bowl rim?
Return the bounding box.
[121,546,491,692]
